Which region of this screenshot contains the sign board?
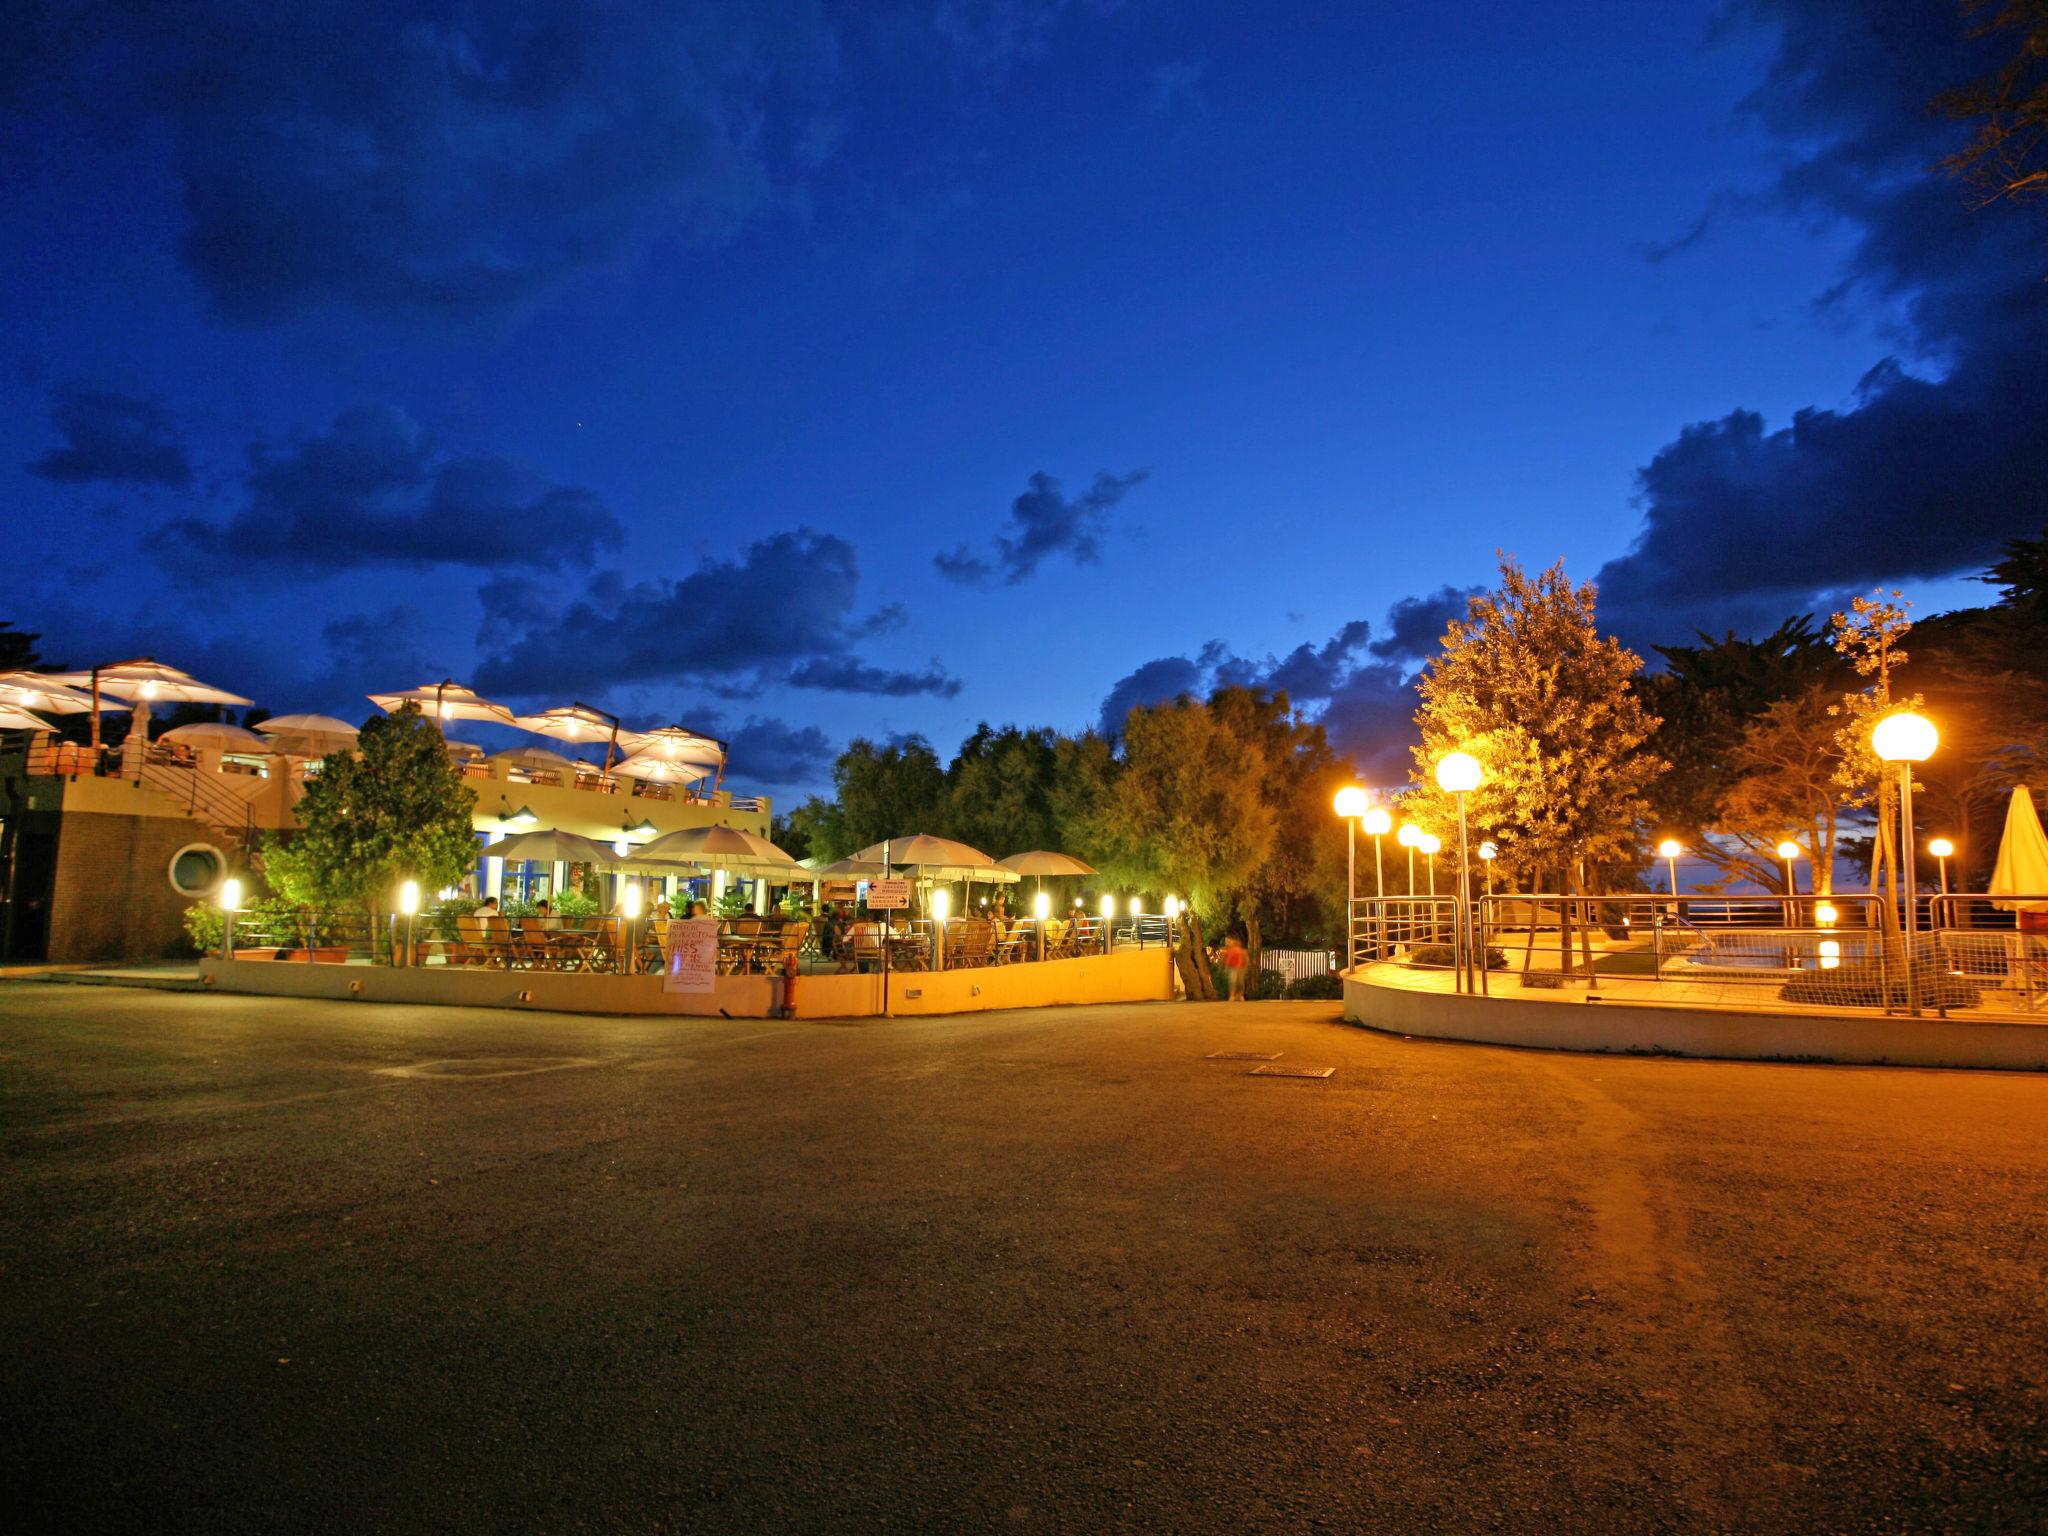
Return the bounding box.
[867,878,911,911]
[662,918,719,994]
[820,880,860,903]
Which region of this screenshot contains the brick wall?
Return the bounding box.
[46,811,216,963]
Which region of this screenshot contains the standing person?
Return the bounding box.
[1220,931,1250,1001]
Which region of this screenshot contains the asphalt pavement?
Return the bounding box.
[1,983,2042,1533]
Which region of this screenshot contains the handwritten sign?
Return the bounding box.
[867,878,911,911]
[662,918,719,994]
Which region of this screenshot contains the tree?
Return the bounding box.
[813,736,949,858]
[945,724,1061,857]
[262,704,477,914]
[1062,699,1275,998]
[1408,556,1665,977]
[1711,687,1850,893]
[1939,0,2048,205]
[1829,592,1921,933]
[0,621,42,671]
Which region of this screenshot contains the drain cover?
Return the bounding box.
[1248,1064,1334,1079]
[1206,1050,1282,1061]
[376,1057,598,1081]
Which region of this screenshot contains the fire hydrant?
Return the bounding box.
[778,949,799,1019]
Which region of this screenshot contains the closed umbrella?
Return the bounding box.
[254,714,359,756]
[368,680,517,726]
[158,722,272,753]
[1989,786,2048,914]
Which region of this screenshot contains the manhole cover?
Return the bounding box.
[1248,1064,1334,1079]
[1206,1050,1282,1061]
[375,1057,599,1081]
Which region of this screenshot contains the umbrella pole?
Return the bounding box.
[89,668,101,756]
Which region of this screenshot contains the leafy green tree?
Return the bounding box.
[816,735,949,856]
[0,621,41,671]
[1712,686,1850,893]
[1063,698,1275,998]
[946,724,1061,855]
[262,703,477,914]
[1407,556,1664,975]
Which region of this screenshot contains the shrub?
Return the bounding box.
[1283,971,1345,1000]
[1521,971,1566,989]
[426,896,481,941]
[553,887,599,920]
[713,888,752,921]
[1408,943,1508,969]
[1777,963,1981,1011]
[182,901,225,956]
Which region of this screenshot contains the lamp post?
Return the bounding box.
[621,881,642,975]
[1363,806,1392,959]
[1928,837,1954,899]
[1435,751,1483,993]
[1656,838,1683,901]
[1775,840,1803,926]
[1478,841,1496,897]
[399,879,419,968]
[1871,710,1938,1017]
[1334,785,1370,970]
[219,876,242,961]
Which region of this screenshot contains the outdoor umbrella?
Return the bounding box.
[487,829,621,867]
[46,658,253,773]
[615,724,726,768]
[489,745,589,778]
[996,849,1098,907]
[636,825,796,868]
[812,857,890,879]
[1988,786,2048,914]
[853,834,1016,914]
[368,680,517,727]
[0,672,117,715]
[0,703,53,731]
[612,753,710,786]
[254,714,359,756]
[158,722,272,753]
[516,703,628,773]
[444,739,486,763]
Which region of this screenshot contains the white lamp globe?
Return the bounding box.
[1478,841,1497,861]
[1333,785,1370,819]
[1775,840,1802,862]
[1656,838,1683,860]
[1435,751,1483,794]
[1928,837,1954,859]
[1870,711,1938,763]
[1396,823,1423,849]
[1417,832,1442,856]
[1361,806,1393,836]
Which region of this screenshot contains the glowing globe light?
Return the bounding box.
[1333,785,1370,819]
[1362,806,1393,836]
[933,889,950,923]
[1434,751,1482,794]
[1657,838,1683,860]
[1033,890,1050,920]
[1870,711,1938,763]
[1100,894,1116,921]
[1478,841,1497,861]
[220,877,242,912]
[622,884,643,920]
[1776,841,1802,862]
[1928,837,1954,858]
[1396,823,1422,849]
[399,880,420,916]
[1416,832,1442,856]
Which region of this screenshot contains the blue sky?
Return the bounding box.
[4,0,2034,794]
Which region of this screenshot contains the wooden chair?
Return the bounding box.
[946,918,993,968]
[453,912,487,967]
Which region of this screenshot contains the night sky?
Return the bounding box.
[6,1,2038,796]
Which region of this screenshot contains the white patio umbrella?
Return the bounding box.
[0,673,118,715]
[46,658,253,773]
[158,722,272,753]
[615,724,726,767]
[811,856,890,879]
[254,714,359,756]
[0,703,54,731]
[487,828,621,867]
[997,849,1098,904]
[853,834,998,870]
[368,680,517,727]
[636,825,796,870]
[444,739,486,763]
[489,745,588,778]
[1988,786,2048,913]
[612,753,710,786]
[515,702,625,771]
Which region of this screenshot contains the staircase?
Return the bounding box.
[136,758,260,857]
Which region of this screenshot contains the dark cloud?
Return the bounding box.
[12,3,838,323]
[787,656,961,697]
[1096,605,1423,782]
[1368,586,1481,661]
[154,405,619,573]
[936,468,1149,584]
[474,526,959,701]
[1596,0,2048,647]
[29,387,192,487]
[720,716,837,788]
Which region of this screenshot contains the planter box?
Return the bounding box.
[235,947,350,964]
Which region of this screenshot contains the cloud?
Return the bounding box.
[29,388,193,487]
[1096,604,1424,782]
[936,468,1149,584]
[153,405,619,573]
[11,3,839,323]
[1595,0,2048,647]
[1368,586,1481,661]
[721,716,837,788]
[474,526,960,700]
[787,656,961,697]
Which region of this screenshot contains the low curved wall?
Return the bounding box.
[201,946,1176,1020]
[1343,969,2048,1072]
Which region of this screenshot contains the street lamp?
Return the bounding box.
[1434,750,1483,993]
[1397,822,1422,894]
[1656,838,1683,899]
[219,876,242,960]
[1334,785,1370,970]
[399,878,419,968]
[621,880,642,975]
[1928,837,1954,897]
[1872,710,1938,1017]
[1776,840,1803,896]
[1478,841,1497,897]
[1363,806,1393,958]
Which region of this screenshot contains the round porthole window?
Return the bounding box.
[168,843,228,898]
